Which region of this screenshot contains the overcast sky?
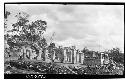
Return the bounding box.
[5,4,124,52]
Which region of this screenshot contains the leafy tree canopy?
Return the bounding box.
[6,12,48,50]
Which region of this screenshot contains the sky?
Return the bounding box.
[5,4,124,52]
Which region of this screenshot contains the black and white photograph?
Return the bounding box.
[4,2,124,79]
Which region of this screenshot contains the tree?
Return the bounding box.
[4,11,11,57]
[82,47,89,53]
[109,47,124,64]
[4,11,11,19]
[55,47,64,62]
[6,11,48,56]
[4,11,11,29]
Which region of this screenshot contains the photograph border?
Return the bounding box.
[4,2,125,79]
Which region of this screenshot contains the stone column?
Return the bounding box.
[29,49,32,59]
[45,49,48,62]
[70,49,73,63]
[29,49,33,60]
[67,49,69,62]
[93,52,96,57]
[80,53,82,64]
[26,50,30,59]
[101,53,104,66]
[63,49,67,63]
[45,49,51,62]
[76,52,79,63]
[22,46,27,59]
[79,52,81,63]
[53,49,56,61]
[26,47,32,59]
[30,50,34,60]
[81,52,84,64]
[105,54,109,59]
[104,54,109,65]
[74,49,77,64]
[37,49,42,60]
[19,48,24,59]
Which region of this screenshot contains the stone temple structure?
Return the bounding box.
[63,46,84,64]
[19,45,110,66]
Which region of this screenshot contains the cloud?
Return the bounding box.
[6,4,124,52]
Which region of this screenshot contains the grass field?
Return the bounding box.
[4,56,124,75]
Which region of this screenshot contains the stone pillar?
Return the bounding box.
[24,47,31,60]
[30,50,37,60]
[105,54,109,59]
[80,53,82,64]
[22,46,27,59]
[45,49,51,63]
[104,54,109,65]
[45,49,48,62]
[81,52,84,64]
[67,49,69,62]
[76,51,79,63]
[79,52,81,63]
[20,47,24,59]
[26,50,30,59]
[74,49,77,64]
[29,49,33,60]
[53,49,56,61]
[63,49,67,63]
[93,52,96,57]
[101,53,104,66]
[26,47,32,59]
[70,49,73,63]
[37,49,42,60]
